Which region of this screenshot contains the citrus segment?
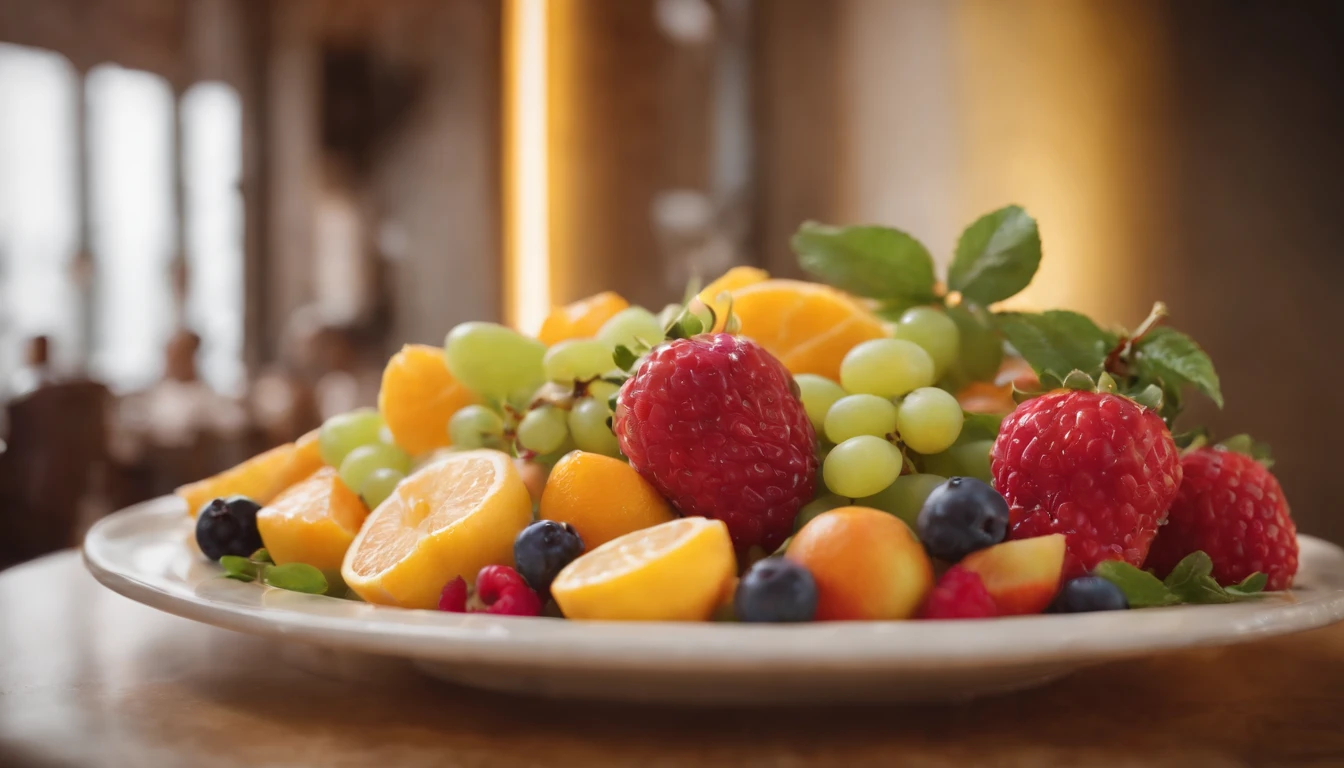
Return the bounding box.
[537,291,629,345]
[729,280,885,381]
[176,431,324,518]
[341,450,533,609]
[539,452,677,549]
[698,265,768,331]
[551,517,736,621]
[256,467,369,571]
[379,344,480,456]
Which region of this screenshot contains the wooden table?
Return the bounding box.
[3,552,1343,767]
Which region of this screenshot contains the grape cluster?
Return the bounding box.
[443,308,669,463]
[318,408,411,509]
[794,305,1001,528]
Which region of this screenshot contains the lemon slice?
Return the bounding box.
[341,449,532,609]
[551,517,736,621]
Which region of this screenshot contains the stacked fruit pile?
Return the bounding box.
[181,205,1298,623]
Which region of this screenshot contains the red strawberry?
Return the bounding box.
[613,333,818,554]
[992,389,1182,578]
[1146,447,1297,590]
[920,566,997,620]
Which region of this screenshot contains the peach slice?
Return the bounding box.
[959,533,1066,615]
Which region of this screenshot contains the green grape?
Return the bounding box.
[856,473,947,528]
[543,339,615,383]
[319,408,385,467]
[839,339,935,398]
[894,307,960,379]
[597,307,664,351]
[586,379,620,405]
[795,493,848,531]
[822,435,903,498]
[517,405,569,454]
[824,394,898,444]
[359,467,406,510]
[794,374,846,432]
[921,439,994,484]
[448,404,505,449]
[896,387,964,455]
[568,397,621,456]
[444,321,546,401]
[946,304,1004,384]
[339,443,412,497]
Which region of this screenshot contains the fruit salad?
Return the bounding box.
[181,205,1297,622]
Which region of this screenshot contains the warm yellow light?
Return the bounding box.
[504,0,550,334]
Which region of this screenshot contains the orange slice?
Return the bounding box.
[537,291,629,345]
[378,344,480,456]
[341,450,533,609]
[256,467,369,571]
[730,279,886,381]
[176,429,324,518]
[551,517,736,621]
[698,265,769,331]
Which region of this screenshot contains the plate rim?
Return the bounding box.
[83,496,1344,672]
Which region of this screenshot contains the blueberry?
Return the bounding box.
[734,559,818,623]
[1048,576,1129,613]
[513,521,585,597]
[915,477,1009,562]
[195,496,263,561]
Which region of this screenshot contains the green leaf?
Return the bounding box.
[948,205,1042,305]
[262,563,328,594]
[249,548,274,565]
[1061,370,1098,391]
[1127,384,1165,413]
[1172,574,1237,605]
[1226,572,1269,597]
[1163,551,1214,590]
[612,345,639,371]
[995,311,1116,380]
[220,556,258,582]
[1132,327,1223,409]
[791,222,938,302]
[958,412,1004,443]
[1093,561,1180,608]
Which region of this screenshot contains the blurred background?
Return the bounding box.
[0,0,1340,568]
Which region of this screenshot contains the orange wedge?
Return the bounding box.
[698,265,769,332]
[379,344,480,456]
[551,517,736,622]
[537,291,629,345]
[729,279,886,381]
[176,429,324,518]
[341,450,533,609]
[256,467,369,571]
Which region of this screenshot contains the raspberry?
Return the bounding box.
[474,565,543,616]
[992,390,1182,578]
[613,334,818,554]
[920,566,997,619]
[437,567,543,616]
[1145,448,1297,591]
[438,576,469,612]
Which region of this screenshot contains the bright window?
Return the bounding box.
[0,44,80,376]
[86,63,176,392]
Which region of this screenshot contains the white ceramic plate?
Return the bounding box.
[84,496,1344,705]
